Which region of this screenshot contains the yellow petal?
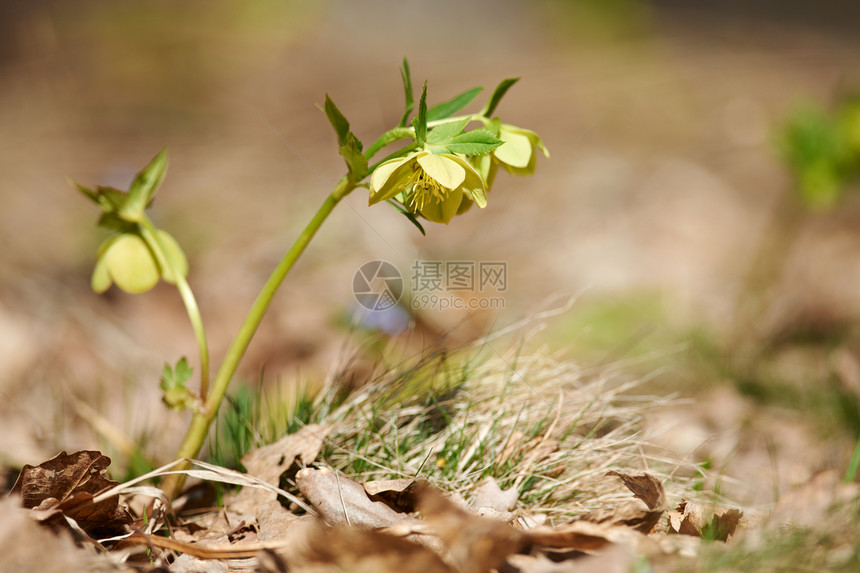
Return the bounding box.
[370,156,407,192]
[417,153,465,190]
[104,234,160,294]
[494,129,532,168]
[464,185,487,208]
[447,155,488,208]
[369,156,417,205]
[420,188,463,224]
[91,253,112,293]
[154,230,189,284]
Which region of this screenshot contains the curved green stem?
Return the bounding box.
[162,175,356,499]
[364,127,414,159]
[139,218,210,399]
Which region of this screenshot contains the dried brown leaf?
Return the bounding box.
[231,424,331,538]
[10,450,132,537]
[302,520,453,573]
[416,482,526,573]
[526,520,618,552]
[579,471,667,534]
[364,478,418,513]
[296,467,420,529]
[473,477,518,513]
[241,424,332,487]
[0,496,95,573]
[605,471,665,511]
[507,543,637,573]
[668,501,743,541]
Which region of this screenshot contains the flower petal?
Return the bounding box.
[104,234,160,294]
[370,157,406,191]
[369,156,416,205]
[417,153,465,190]
[155,230,189,284]
[91,253,113,293]
[447,155,488,208]
[420,188,463,224]
[463,184,487,208]
[494,129,532,168]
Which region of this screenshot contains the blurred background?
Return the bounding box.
[2,0,860,505]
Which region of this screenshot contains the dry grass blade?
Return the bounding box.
[120,532,291,560]
[91,459,315,514]
[317,349,693,522]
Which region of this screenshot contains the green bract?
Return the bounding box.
[91,229,188,294]
[369,149,487,224]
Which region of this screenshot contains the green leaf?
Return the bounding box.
[481,78,519,117]
[96,212,135,233]
[427,86,483,122]
[160,357,195,411]
[445,129,503,156]
[412,82,428,146]
[121,149,168,222]
[387,199,426,236]
[398,58,414,128]
[96,187,129,212]
[324,94,351,146]
[70,178,100,205]
[175,357,193,385]
[339,134,369,180]
[426,118,470,145]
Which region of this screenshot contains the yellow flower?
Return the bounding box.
[91,230,188,294]
[369,150,487,224]
[492,124,549,176]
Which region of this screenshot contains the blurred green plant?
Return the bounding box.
[71,59,548,499]
[716,94,860,481]
[777,96,860,210]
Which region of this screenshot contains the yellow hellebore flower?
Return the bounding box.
[369,150,487,224]
[91,230,188,294]
[492,124,549,176]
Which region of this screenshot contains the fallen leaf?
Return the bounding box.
[473,477,518,513]
[296,467,420,529]
[580,471,667,534]
[605,471,665,511]
[302,520,453,573]
[241,424,332,488]
[364,478,418,513]
[232,425,332,541]
[507,542,637,573]
[10,450,132,538]
[525,520,624,553]
[416,481,525,573]
[668,501,742,541]
[0,495,95,573]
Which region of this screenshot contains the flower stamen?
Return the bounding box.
[406,166,449,211]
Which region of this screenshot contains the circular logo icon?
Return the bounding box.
[353,260,403,311]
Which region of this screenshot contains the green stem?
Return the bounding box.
[139,218,210,399]
[162,175,356,499]
[364,127,413,159]
[846,435,860,483]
